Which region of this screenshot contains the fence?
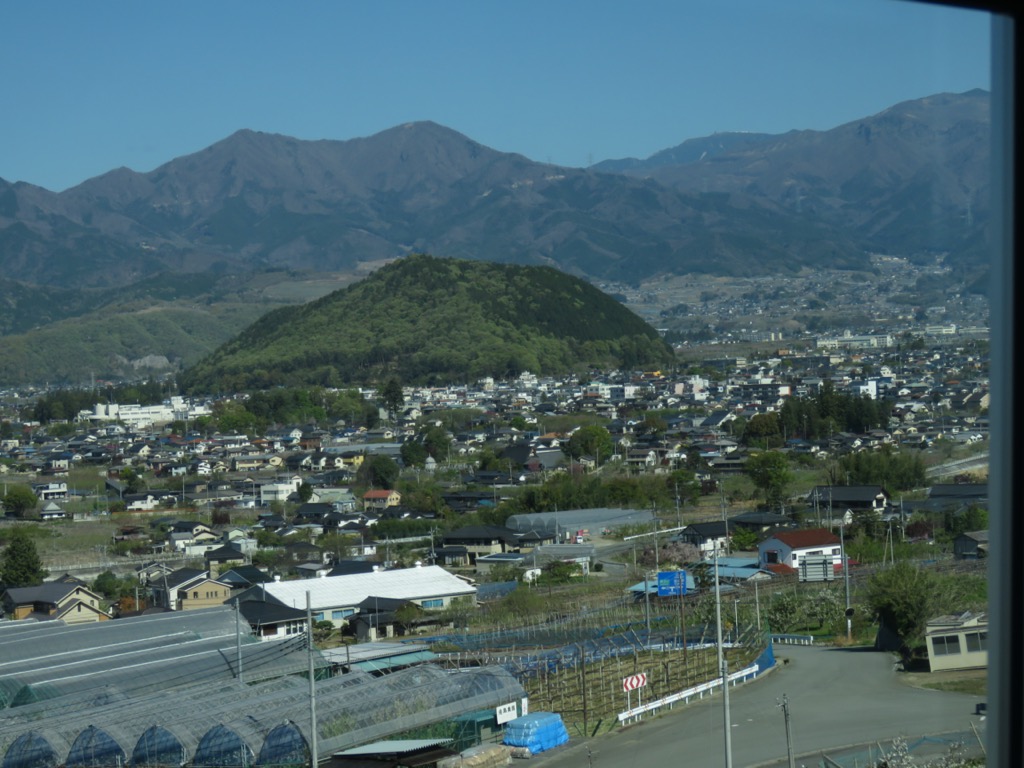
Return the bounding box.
[617,662,761,724]
[753,728,986,767]
[772,633,815,646]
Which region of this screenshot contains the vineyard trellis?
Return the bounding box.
[427,587,771,738]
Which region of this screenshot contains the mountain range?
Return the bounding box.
[0,89,990,385]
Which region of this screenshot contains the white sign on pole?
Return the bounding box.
[622,673,648,692]
[496,702,518,724]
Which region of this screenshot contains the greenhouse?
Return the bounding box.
[0,633,320,710]
[0,607,240,672]
[0,665,525,768]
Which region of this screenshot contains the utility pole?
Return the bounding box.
[679,572,688,663]
[840,523,851,642]
[754,580,761,632]
[714,546,733,768]
[644,572,651,635]
[307,592,319,768]
[235,600,243,682]
[580,643,589,737]
[779,694,796,768]
[675,481,682,527]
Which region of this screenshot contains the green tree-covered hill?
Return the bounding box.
[181,255,675,391]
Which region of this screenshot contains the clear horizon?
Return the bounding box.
[0,0,991,192]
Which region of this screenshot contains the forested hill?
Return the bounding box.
[180,255,674,392]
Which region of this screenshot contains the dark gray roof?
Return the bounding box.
[443,525,519,545]
[218,565,272,588]
[678,521,733,538]
[729,510,792,527]
[327,560,377,577]
[3,582,78,606]
[928,483,989,501]
[162,568,208,589]
[236,599,308,625]
[808,485,888,504]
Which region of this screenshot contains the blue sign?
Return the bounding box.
[657,570,687,597]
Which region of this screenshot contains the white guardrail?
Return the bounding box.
[617,663,760,724]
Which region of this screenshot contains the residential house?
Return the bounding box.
[363,489,401,511]
[350,596,448,641]
[31,482,68,501]
[806,485,890,517]
[475,552,528,576]
[1,580,109,623]
[217,564,273,592]
[676,521,734,557]
[338,451,365,470]
[136,561,176,584]
[166,521,218,552]
[261,480,301,505]
[728,510,794,534]
[39,501,67,521]
[442,525,521,564]
[430,545,471,568]
[294,502,335,526]
[927,483,989,511]
[758,528,843,574]
[233,596,309,641]
[281,541,326,565]
[625,448,659,472]
[124,490,178,512]
[204,545,248,576]
[150,568,232,610]
[295,562,333,579]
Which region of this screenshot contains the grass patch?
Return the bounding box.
[918,676,987,696]
[901,668,986,697]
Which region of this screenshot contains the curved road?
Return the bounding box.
[529,644,983,768]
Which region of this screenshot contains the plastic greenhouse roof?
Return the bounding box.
[0,629,210,681]
[0,665,525,768]
[0,619,67,636]
[0,634,320,712]
[0,607,239,670]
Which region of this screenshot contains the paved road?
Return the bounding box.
[528,644,983,768]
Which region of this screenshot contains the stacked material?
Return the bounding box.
[440,744,512,768]
[501,713,569,755]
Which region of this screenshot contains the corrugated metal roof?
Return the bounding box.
[336,739,452,756]
[349,650,436,672]
[321,642,431,664]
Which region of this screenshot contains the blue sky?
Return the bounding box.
[1,0,991,192]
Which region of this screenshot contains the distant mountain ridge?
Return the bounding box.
[592,131,778,174]
[592,90,990,267]
[3,91,989,293]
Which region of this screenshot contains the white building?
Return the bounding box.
[240,565,477,628]
[758,528,843,572]
[32,482,68,501]
[926,612,988,672]
[77,397,211,430]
